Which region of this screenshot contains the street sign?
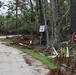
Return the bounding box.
[72,32,76,44]
[39,25,45,32]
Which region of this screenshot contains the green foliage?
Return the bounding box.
[0,38,12,44]
[58,0,71,41]
[0,0,71,43]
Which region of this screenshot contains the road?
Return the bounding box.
[0,41,49,75]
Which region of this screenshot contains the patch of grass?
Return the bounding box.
[0,38,57,69]
[0,38,12,44]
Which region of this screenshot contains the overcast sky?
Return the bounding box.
[0,0,11,2]
[0,0,50,15]
[0,0,12,15]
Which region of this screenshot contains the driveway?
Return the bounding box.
[0,41,49,75]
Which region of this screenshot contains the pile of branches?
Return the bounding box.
[9,34,39,49]
[46,66,76,75]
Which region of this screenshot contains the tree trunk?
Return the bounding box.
[39,0,45,25]
[70,0,76,47]
[70,0,76,34]
[30,0,34,22]
[16,0,18,29]
[36,0,39,11]
[51,0,60,49]
[43,0,49,46]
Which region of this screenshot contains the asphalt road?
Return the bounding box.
[0,41,49,75]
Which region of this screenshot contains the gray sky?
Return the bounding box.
[0,0,12,3]
[0,0,50,15]
[0,0,12,15]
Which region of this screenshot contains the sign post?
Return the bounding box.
[39,25,46,45]
[72,32,76,44]
[39,25,45,32]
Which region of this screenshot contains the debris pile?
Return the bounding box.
[46,66,76,75]
[46,67,63,75]
[9,34,39,49]
[54,54,72,66]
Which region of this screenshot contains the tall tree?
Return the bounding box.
[15,0,18,29]
[35,0,39,11]
[70,0,76,35]
[30,0,35,22]
[51,0,60,49]
[0,1,3,8]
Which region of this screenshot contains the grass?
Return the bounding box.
[0,38,12,44]
[0,38,57,69]
[13,45,57,68]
